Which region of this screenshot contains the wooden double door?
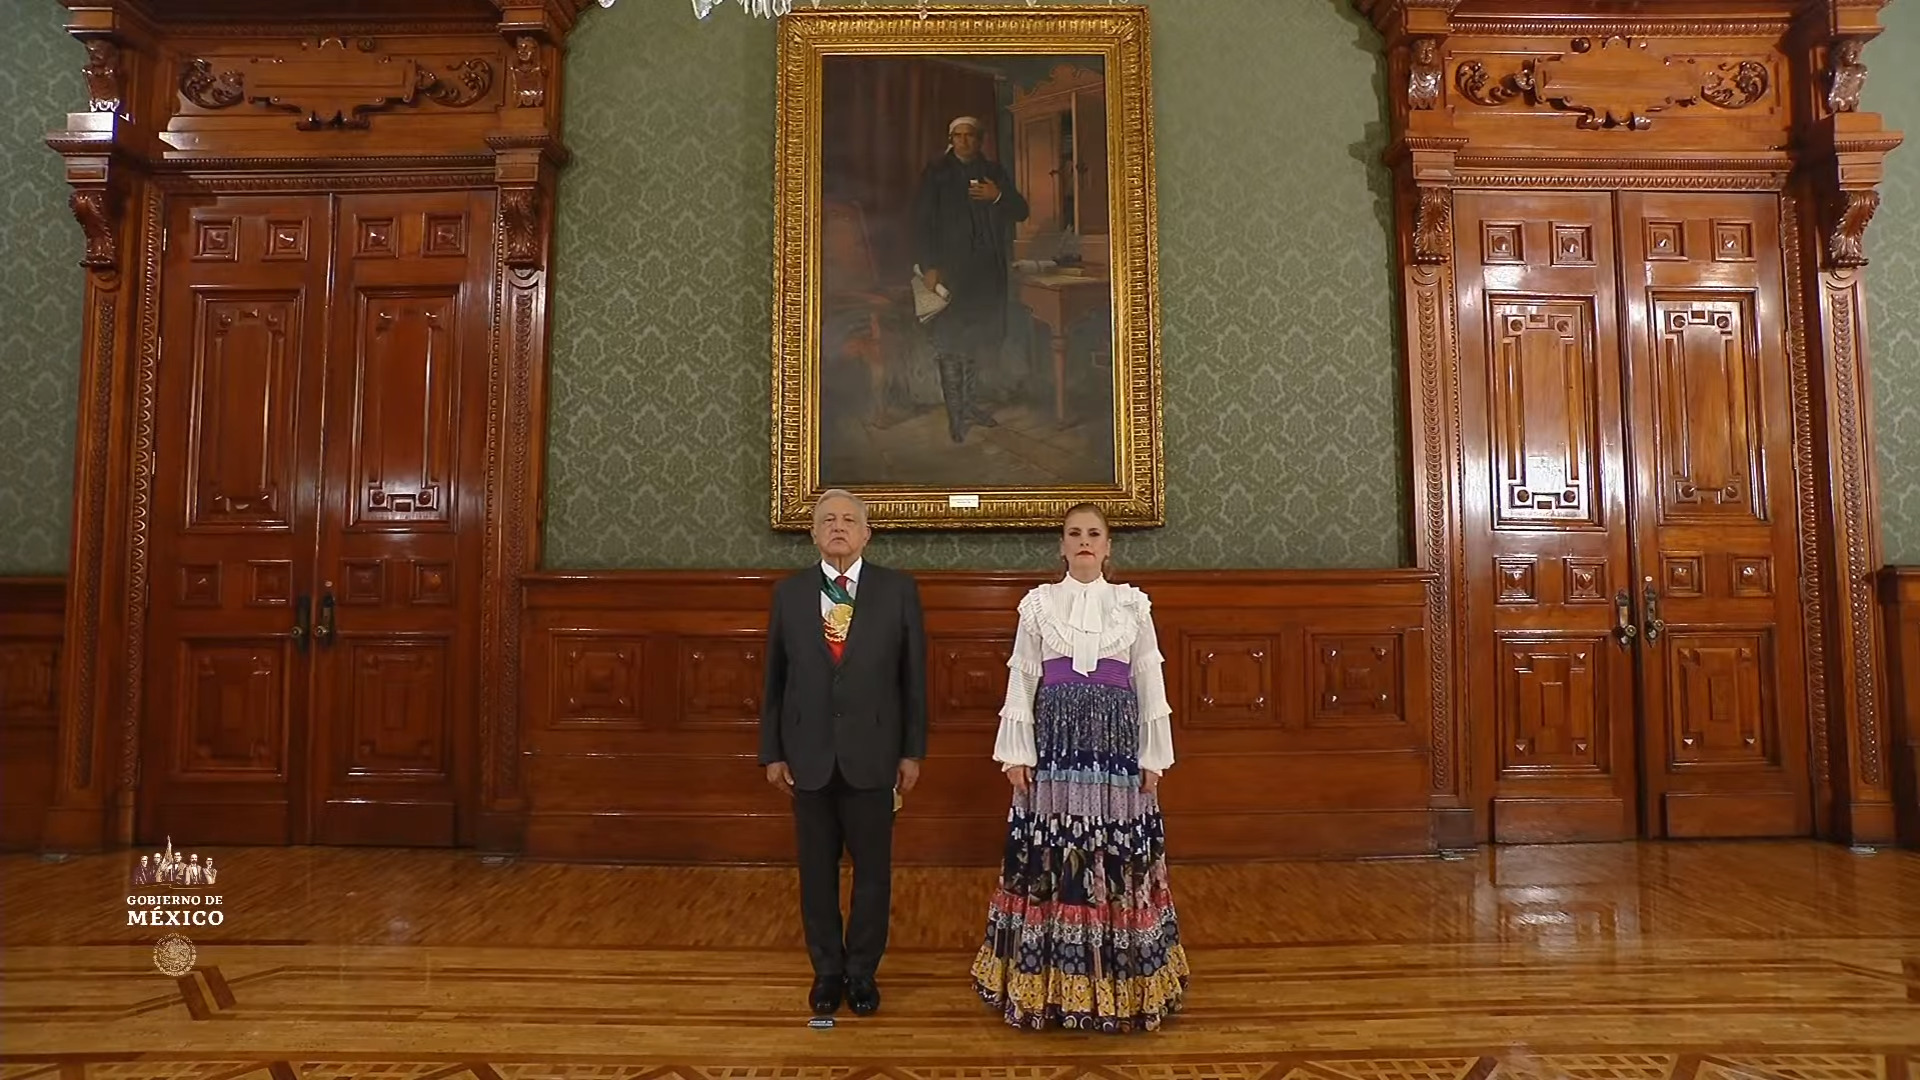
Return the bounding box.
[137,189,494,848]
[1457,189,1814,843]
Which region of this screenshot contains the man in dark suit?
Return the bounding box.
[913,114,1029,443]
[759,488,927,1017]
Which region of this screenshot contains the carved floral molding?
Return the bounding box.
[1827,189,1880,268]
[179,37,495,130]
[69,188,117,269]
[1412,185,1452,262]
[1454,35,1771,130]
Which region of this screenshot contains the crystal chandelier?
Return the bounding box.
[595,0,1040,18]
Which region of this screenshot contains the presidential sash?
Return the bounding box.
[821,571,854,662]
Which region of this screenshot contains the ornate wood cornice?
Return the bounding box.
[176,39,497,130]
[1352,0,1459,40]
[492,0,604,40]
[1790,2,1904,269]
[110,0,504,25]
[486,131,569,275]
[1452,40,1772,132]
[45,125,137,272]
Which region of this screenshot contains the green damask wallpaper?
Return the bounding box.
[1867,4,1920,565]
[544,0,1409,570]
[0,6,82,574]
[0,3,1912,574]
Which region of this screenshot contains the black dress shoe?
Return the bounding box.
[809,975,844,1015]
[847,974,880,1015]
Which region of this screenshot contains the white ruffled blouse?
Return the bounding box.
[992,575,1176,773]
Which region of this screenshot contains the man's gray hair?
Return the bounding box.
[813,488,869,526]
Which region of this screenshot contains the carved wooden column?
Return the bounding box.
[43,1,157,851]
[1787,1,1904,845]
[478,1,578,852]
[1362,2,1473,848]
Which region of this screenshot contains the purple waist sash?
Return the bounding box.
[1041,656,1132,687]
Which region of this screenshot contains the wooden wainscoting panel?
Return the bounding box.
[0,578,64,850]
[520,569,1437,864]
[1882,568,1920,847]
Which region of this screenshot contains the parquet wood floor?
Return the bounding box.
[1,840,1916,1078]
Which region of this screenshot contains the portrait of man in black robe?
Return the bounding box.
[911,115,1029,443]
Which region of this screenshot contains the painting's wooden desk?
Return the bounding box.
[1015,269,1109,425]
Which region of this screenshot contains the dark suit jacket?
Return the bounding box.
[758,562,929,792]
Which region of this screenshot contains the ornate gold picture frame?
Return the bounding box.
[769,6,1161,529]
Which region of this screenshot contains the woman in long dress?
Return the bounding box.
[969,503,1189,1032]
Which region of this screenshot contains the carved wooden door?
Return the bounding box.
[1456,189,1810,842]
[139,194,332,845]
[1456,191,1641,842]
[1615,191,1810,838]
[306,191,492,846]
[139,190,491,848]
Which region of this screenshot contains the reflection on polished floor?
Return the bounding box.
[1,839,1916,1077]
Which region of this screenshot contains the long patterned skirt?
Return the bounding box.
[969,666,1190,1032]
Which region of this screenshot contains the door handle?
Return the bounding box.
[1642,579,1664,644]
[293,595,311,652]
[1613,589,1639,648]
[315,590,335,646]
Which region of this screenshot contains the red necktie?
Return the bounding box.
[826,574,849,662]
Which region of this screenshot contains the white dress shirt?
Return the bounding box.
[819,557,862,620]
[992,575,1175,773]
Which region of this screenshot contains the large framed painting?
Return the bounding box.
[769,5,1162,529]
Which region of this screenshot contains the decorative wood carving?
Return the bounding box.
[1355,0,1903,847]
[1187,637,1277,727]
[1408,37,1441,110]
[68,189,118,270]
[1826,189,1878,269]
[38,0,575,855]
[1454,37,1771,131]
[1776,198,1829,821]
[1310,636,1404,726]
[82,40,124,114]
[501,186,539,268]
[1826,38,1865,114]
[178,38,495,129]
[521,571,1437,863]
[1412,184,1452,263]
[1819,275,1885,794]
[180,59,245,109]
[508,35,547,107]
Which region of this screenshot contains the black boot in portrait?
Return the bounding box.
[758,487,928,1018]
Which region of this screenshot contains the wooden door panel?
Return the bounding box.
[1490,300,1606,529]
[1456,191,1639,842]
[310,191,491,846]
[1665,630,1777,765]
[339,641,452,775]
[1499,635,1616,770]
[1647,297,1767,521]
[346,291,460,526]
[1617,191,1810,838]
[140,196,330,846]
[187,299,303,528]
